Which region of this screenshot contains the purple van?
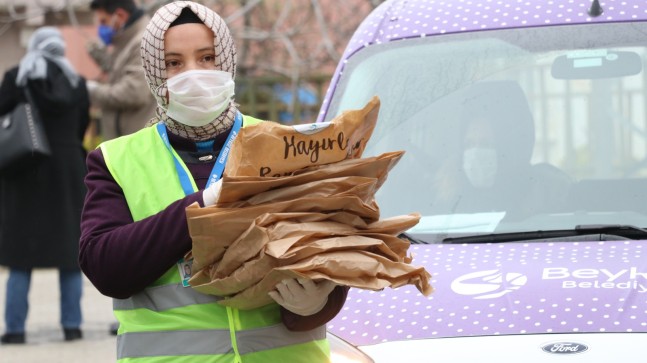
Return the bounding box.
[323,0,647,361]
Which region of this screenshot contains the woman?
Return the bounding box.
[80,2,346,362]
[430,80,570,218]
[0,26,90,344]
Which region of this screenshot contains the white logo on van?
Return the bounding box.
[451,270,527,299]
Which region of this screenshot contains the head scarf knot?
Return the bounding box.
[16,26,80,87]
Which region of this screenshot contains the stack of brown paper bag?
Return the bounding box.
[185,96,434,310]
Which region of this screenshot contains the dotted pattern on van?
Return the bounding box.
[327,241,647,346]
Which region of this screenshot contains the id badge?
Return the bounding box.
[177,257,193,287]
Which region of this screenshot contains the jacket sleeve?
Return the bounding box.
[281,285,350,331]
[79,148,204,298]
[88,39,153,110]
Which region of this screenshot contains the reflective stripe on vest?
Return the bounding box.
[100,115,330,363]
[117,323,326,358]
[112,282,222,311]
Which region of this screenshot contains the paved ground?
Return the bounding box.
[0,267,117,363]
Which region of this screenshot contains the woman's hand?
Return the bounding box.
[268,278,337,316]
[202,178,223,206]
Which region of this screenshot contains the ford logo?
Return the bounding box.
[541,342,589,355]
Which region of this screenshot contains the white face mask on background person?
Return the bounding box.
[462,147,498,188]
[164,69,235,127]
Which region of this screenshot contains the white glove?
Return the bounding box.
[268,278,337,316]
[202,178,223,206]
[86,80,100,93]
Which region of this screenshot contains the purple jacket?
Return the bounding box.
[79,126,347,331]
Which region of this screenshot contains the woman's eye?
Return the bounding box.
[165,60,180,69]
[202,55,216,64]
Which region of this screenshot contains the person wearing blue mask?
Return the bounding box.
[87,0,158,336]
[86,0,157,142]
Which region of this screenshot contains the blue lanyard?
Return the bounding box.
[156,112,243,196]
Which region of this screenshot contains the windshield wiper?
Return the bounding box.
[442,224,647,244]
[575,224,647,235]
[399,232,429,245]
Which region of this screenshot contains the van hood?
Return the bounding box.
[328,240,647,346]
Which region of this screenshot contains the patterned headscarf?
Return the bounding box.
[141,1,237,141]
[16,26,80,87]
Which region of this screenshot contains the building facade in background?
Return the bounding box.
[0,0,383,123]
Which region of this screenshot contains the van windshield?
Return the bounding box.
[324,22,647,242]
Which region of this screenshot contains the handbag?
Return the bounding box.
[0,87,51,175]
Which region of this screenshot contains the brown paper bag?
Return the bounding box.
[214,217,361,278]
[187,195,380,270]
[220,176,379,208]
[218,151,404,205]
[189,213,421,300]
[190,235,407,297]
[251,211,370,230]
[190,250,279,296]
[184,94,434,309]
[223,96,380,177]
[217,250,433,310]
[266,234,405,263]
[217,221,413,276]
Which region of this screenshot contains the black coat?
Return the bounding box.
[0,61,90,269]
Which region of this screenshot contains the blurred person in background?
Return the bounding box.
[87,0,158,335]
[86,0,157,141]
[431,81,571,219]
[0,26,90,344]
[79,2,347,361]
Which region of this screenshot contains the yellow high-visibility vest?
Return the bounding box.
[100,116,330,363]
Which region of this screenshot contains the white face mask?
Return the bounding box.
[463,147,498,188]
[164,69,235,127]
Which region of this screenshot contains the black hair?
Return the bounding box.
[89,0,137,14]
[169,7,204,27]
